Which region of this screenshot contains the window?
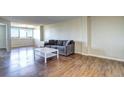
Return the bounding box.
[11,27,33,38]
[20,29,27,38]
[11,27,19,38]
[27,29,33,38]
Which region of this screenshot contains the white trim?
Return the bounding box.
[82,52,88,56]
[76,51,82,55]
[81,52,124,62]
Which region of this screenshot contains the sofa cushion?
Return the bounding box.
[62,40,68,46]
[56,46,65,51]
[49,40,54,45]
[54,40,58,45]
[45,45,51,48]
[51,45,57,49]
[57,40,63,46]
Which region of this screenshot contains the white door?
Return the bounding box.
[0,25,6,49]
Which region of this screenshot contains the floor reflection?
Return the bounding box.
[0,47,41,76]
[10,47,34,67]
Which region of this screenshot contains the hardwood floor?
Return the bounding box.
[0,47,124,77]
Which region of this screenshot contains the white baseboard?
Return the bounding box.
[76,51,83,55]
[81,52,124,62]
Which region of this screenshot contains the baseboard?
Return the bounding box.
[76,52,83,55]
[82,52,88,56]
[82,52,124,62]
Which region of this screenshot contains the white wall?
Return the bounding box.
[88,16,124,60]
[44,17,83,54]
[44,16,124,61]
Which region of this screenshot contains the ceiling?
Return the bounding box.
[1,16,80,25]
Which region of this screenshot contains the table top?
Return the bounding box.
[34,47,58,53]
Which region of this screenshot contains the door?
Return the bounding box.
[0,25,6,49]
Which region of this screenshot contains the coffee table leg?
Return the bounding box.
[34,48,35,60]
[57,50,59,59]
[45,58,47,63]
[45,53,47,63]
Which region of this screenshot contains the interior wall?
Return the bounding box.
[89,16,124,60]
[44,17,84,54]
[44,16,124,61]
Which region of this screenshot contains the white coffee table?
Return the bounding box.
[34,47,59,63]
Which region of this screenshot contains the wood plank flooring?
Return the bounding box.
[0,47,124,77]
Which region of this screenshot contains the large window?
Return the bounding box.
[27,29,33,38]
[11,27,33,38]
[20,29,27,38]
[11,27,19,38]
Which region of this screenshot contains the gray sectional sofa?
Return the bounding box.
[44,40,75,56]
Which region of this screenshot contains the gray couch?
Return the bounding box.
[44,40,75,56]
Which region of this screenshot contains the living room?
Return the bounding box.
[1,0,124,93]
[0,16,124,77]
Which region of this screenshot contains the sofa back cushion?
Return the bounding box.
[49,40,57,45]
[62,40,68,46]
[48,40,74,46]
[57,40,63,46]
